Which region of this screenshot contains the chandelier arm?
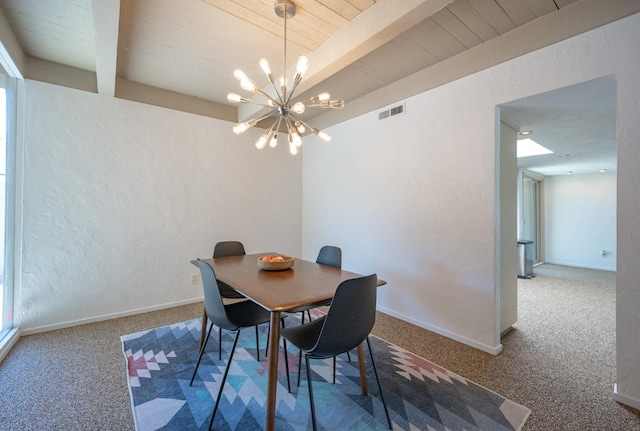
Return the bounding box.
[256,112,276,124]
[284,75,303,105]
[252,86,281,107]
[288,114,315,132]
[273,115,282,133]
[242,112,277,131]
[268,78,284,102]
[241,98,277,109]
[266,115,280,132]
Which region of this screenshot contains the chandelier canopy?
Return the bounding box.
[227,0,345,155]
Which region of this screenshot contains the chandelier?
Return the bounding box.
[227,0,345,155]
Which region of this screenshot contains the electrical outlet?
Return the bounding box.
[191,273,200,284]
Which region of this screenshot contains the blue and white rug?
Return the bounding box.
[121,313,530,430]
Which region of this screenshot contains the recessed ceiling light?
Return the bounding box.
[567,171,573,175]
[600,169,607,173]
[558,154,570,158]
[517,138,553,158]
[519,130,532,136]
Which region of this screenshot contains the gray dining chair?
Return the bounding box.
[286,245,351,384]
[190,259,290,430]
[198,241,263,361]
[280,274,392,431]
[289,245,342,323]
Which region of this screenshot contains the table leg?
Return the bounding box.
[266,311,281,431]
[356,343,369,396]
[199,307,207,351]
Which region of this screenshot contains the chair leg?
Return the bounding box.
[365,337,392,429]
[218,329,222,361]
[346,350,352,361]
[305,354,318,431]
[199,308,208,351]
[209,330,241,431]
[190,321,215,386]
[280,318,291,393]
[255,325,260,361]
[297,350,303,387]
[306,309,312,322]
[300,311,306,325]
[332,356,337,384]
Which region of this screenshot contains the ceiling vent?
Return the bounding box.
[379,103,405,120]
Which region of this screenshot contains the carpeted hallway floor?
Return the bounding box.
[1,264,639,430]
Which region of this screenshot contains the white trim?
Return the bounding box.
[20,297,203,336]
[613,384,640,410]
[377,305,503,355]
[543,260,616,272]
[0,327,20,363]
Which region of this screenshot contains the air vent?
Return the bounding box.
[378,103,405,120]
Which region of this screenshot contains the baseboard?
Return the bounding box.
[377,305,503,355]
[19,297,204,336]
[543,260,616,272]
[613,384,640,410]
[0,328,21,364]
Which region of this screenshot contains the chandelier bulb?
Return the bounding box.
[295,121,306,134]
[233,119,258,135]
[240,77,256,92]
[289,140,299,156]
[227,92,242,103]
[292,102,305,114]
[255,134,268,150]
[233,122,249,135]
[270,132,279,148]
[329,98,345,109]
[259,58,271,75]
[296,56,308,77]
[318,131,331,142]
[233,69,247,81]
[318,92,330,102]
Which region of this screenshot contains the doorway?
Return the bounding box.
[498,76,617,348]
[521,172,542,265]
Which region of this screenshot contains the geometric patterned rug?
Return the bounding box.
[121,312,530,431]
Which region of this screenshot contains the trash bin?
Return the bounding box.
[517,240,534,279]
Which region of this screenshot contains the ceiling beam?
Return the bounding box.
[92,0,120,96]
[237,0,454,123]
[309,0,640,131]
[0,6,24,78]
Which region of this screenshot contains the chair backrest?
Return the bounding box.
[308,273,377,358]
[197,259,239,331]
[316,245,342,269]
[213,241,246,258]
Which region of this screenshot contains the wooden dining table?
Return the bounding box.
[194,253,385,431]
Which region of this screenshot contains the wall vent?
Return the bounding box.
[378,103,405,120]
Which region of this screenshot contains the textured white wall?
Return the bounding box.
[303,13,640,408]
[544,172,616,271]
[16,81,302,332]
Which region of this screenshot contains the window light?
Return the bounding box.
[517,138,553,158]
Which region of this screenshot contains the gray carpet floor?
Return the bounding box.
[1,264,639,430]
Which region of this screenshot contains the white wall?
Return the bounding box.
[302,13,640,407]
[16,81,302,332]
[544,172,616,271]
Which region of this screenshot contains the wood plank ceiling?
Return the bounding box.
[1,0,582,117]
